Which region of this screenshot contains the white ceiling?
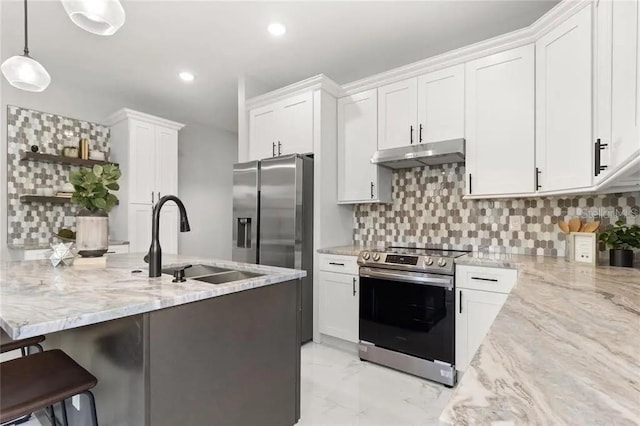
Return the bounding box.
[1,0,559,132]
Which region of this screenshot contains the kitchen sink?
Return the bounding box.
[162,264,233,278]
[193,271,264,285]
[162,264,264,285]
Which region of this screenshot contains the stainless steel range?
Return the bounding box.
[357,246,469,387]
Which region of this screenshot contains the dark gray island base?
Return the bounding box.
[43,279,301,426]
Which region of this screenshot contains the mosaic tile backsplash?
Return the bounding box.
[6,106,110,246]
[353,163,640,257]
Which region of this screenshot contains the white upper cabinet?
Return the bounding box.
[337,89,392,203]
[247,92,314,161]
[249,104,279,161]
[378,78,418,150]
[129,120,156,204]
[279,92,314,156]
[536,6,593,192]
[417,65,465,143]
[155,126,179,197]
[465,45,535,196]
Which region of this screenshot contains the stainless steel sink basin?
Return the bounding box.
[162,264,233,278]
[194,271,264,285]
[162,264,264,285]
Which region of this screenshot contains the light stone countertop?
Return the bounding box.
[442,253,640,425]
[0,253,306,340]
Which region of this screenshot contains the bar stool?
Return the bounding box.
[1,349,99,426]
[0,330,45,356]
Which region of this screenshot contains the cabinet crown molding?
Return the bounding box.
[341,0,590,95]
[104,108,185,131]
[246,74,343,110]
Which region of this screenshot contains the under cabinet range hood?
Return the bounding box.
[371,138,465,169]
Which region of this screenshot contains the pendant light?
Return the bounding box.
[61,0,126,36]
[1,0,51,92]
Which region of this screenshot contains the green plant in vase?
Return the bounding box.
[599,220,640,268]
[69,164,121,257]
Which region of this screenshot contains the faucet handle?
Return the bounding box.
[172,265,192,283]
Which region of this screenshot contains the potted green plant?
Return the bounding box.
[70,164,121,257]
[599,220,640,268]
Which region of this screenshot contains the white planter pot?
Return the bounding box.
[76,209,109,257]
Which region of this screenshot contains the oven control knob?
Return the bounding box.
[362,251,370,260]
[437,258,447,267]
[372,253,381,262]
[424,257,434,266]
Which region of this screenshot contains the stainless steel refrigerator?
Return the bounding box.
[232,154,314,343]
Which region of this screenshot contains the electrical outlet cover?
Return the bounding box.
[509,216,523,230]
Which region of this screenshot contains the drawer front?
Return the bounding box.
[318,254,359,275]
[456,265,518,294]
[107,244,130,255]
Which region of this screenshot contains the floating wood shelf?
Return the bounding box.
[20,195,119,205]
[19,152,118,167]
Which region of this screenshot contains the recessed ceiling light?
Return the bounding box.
[179,71,195,82]
[268,23,286,36]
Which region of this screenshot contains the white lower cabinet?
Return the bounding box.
[318,254,359,343]
[455,265,517,372]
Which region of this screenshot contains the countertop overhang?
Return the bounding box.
[0,253,306,340]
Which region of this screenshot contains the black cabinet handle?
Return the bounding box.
[352,277,356,296]
[272,142,276,157]
[370,181,375,199]
[535,167,542,191]
[594,139,608,176]
[419,124,423,143]
[468,174,472,194]
[410,125,414,144]
[278,141,282,156]
[459,290,462,314]
[471,276,499,282]
[328,262,345,266]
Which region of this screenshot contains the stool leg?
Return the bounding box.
[84,391,99,426]
[34,343,44,353]
[20,347,26,357]
[60,400,69,426]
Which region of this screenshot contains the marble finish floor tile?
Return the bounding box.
[298,343,452,425]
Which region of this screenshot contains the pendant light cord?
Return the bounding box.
[23,0,29,56]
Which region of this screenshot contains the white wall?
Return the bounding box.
[178,123,237,259]
[0,80,236,261]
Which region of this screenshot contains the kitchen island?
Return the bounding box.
[0,253,306,426]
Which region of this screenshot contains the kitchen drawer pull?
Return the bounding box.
[471,276,498,282]
[370,181,375,199]
[272,142,276,157]
[419,124,423,143]
[459,290,462,314]
[352,277,356,296]
[410,125,414,144]
[278,141,282,156]
[329,262,345,266]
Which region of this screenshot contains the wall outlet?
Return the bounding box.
[509,216,523,230]
[72,395,81,410]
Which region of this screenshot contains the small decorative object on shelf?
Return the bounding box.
[599,220,640,268]
[49,242,75,267]
[70,164,121,257]
[30,145,39,153]
[63,146,78,158]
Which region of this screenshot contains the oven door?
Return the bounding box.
[359,267,455,365]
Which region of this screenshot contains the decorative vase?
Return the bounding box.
[76,209,108,257]
[609,249,634,268]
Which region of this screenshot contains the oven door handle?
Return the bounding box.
[359,267,453,289]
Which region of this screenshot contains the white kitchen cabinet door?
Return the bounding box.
[159,205,179,255]
[280,92,314,156]
[155,126,179,198]
[378,78,418,150]
[129,120,156,204]
[318,271,359,343]
[536,6,593,192]
[465,45,535,196]
[337,90,392,203]
[455,288,508,372]
[417,65,465,143]
[610,0,640,171]
[128,203,153,254]
[249,103,278,161]
[594,0,614,183]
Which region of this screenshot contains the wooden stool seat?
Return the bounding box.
[0,349,98,424]
[0,330,45,354]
